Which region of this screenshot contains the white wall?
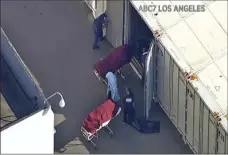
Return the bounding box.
[1,108,54,154]
[106,0,123,48]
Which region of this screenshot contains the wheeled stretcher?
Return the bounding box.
[81,100,121,149]
[93,45,132,84]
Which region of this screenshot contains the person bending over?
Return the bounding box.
[92,12,109,49]
[105,72,120,102]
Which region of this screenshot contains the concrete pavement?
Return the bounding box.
[1,1,192,153]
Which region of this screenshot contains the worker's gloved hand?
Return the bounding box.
[102,23,107,29]
[104,16,110,25]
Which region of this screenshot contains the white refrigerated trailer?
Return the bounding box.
[129,1,227,154]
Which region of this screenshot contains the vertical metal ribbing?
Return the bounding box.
[122,0,126,46]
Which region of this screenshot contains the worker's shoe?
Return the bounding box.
[100,37,105,41]
[93,45,100,49]
[123,121,131,126]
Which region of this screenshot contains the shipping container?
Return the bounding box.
[129,1,227,154]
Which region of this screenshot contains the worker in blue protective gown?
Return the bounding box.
[92,12,110,49]
[105,72,120,103]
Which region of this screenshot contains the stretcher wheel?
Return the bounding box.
[93,69,107,84]
[102,79,107,85]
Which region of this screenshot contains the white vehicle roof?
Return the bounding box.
[131,0,227,132]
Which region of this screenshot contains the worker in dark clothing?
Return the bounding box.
[123,88,136,125]
[92,12,110,49]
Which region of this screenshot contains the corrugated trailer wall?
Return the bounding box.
[152,40,227,154]
[226,134,228,153]
[217,123,227,153]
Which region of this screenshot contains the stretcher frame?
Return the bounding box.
[81,107,121,149]
[93,68,125,85]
